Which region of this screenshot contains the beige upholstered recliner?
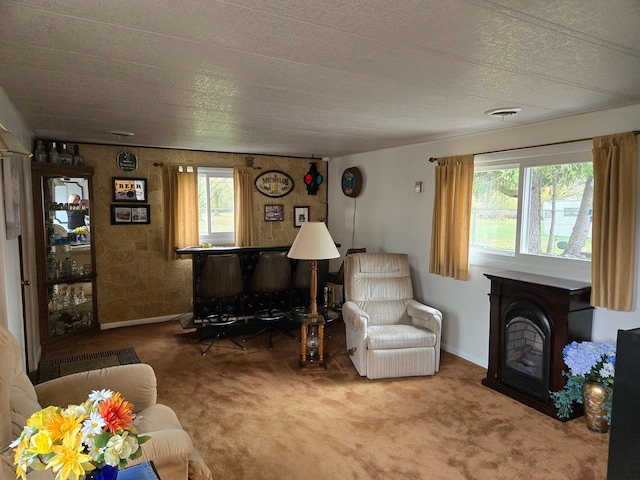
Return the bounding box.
[0,325,212,480]
[342,253,442,380]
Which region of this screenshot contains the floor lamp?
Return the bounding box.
[288,222,340,315]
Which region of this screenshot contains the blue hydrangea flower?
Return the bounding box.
[562,341,616,380]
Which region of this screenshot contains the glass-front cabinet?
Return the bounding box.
[31,163,98,344]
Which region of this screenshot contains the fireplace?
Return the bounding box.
[482,271,593,420]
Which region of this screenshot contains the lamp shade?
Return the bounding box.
[0,124,31,157]
[288,222,340,260]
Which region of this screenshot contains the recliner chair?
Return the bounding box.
[0,324,212,480]
[342,253,442,380]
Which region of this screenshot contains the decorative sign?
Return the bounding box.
[341,167,362,197]
[117,151,138,172]
[254,170,295,198]
[113,177,147,202]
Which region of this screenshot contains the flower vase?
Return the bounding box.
[84,465,118,480]
[582,380,610,433]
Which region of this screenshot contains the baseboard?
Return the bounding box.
[441,343,487,369]
[100,313,192,330]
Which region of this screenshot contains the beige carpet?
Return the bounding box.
[42,320,610,480]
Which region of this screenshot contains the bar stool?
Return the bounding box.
[243,250,293,350]
[196,254,245,356]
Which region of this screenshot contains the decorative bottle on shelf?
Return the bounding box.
[34,140,48,162]
[61,251,74,278]
[77,286,85,304]
[59,143,73,165]
[48,142,59,164]
[72,144,85,166]
[46,251,58,281]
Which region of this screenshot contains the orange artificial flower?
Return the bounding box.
[97,393,136,434]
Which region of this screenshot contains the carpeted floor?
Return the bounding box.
[41,319,610,480]
[37,347,140,383]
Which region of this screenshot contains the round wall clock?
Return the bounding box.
[341,167,362,197]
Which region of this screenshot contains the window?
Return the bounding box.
[470,141,593,272]
[198,167,234,245]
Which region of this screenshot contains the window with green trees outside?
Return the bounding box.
[471,141,593,264]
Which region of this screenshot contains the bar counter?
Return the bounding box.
[177,245,307,320]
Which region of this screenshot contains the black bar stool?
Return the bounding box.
[196,254,245,356]
[243,250,293,350]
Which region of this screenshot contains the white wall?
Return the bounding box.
[328,104,640,367]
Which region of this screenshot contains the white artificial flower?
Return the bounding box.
[88,389,113,406]
[103,432,139,466]
[82,411,107,441]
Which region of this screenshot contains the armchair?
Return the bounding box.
[0,325,212,480]
[342,253,442,380]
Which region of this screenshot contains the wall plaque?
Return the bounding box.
[117,151,138,172]
[255,170,295,198]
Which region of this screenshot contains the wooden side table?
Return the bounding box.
[299,312,326,372]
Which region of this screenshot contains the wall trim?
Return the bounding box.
[441,343,487,369]
[99,313,191,330]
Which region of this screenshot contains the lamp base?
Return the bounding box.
[299,353,328,372]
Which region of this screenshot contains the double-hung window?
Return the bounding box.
[198,167,234,246]
[470,140,593,277]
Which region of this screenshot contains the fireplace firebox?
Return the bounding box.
[482,271,593,420]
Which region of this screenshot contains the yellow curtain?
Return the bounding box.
[429,155,474,280]
[591,132,637,311]
[233,167,256,246]
[163,165,199,260]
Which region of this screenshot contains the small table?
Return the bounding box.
[289,309,328,371]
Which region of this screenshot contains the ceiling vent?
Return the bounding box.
[485,108,522,119]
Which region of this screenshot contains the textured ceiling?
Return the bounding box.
[1,0,639,158]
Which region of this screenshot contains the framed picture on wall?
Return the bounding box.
[264,204,284,221]
[111,204,151,224]
[113,177,147,202]
[294,206,309,227]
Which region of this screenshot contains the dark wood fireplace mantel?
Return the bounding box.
[482,271,593,420]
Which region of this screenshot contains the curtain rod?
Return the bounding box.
[153,161,261,170]
[428,130,640,163]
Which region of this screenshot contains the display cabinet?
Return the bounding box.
[31,163,98,344]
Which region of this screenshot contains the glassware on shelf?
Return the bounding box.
[48,142,59,164]
[61,251,74,278]
[73,144,85,166]
[59,143,73,165]
[77,286,85,304]
[34,140,48,162]
[47,251,58,281]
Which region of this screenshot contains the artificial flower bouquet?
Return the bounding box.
[72,226,90,235]
[12,389,149,480]
[550,340,616,421]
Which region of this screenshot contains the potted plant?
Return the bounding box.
[550,341,616,433]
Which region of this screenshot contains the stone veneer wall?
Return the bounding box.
[76,143,327,326]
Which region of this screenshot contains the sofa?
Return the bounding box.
[0,324,212,480]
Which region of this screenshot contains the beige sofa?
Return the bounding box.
[0,325,211,480]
